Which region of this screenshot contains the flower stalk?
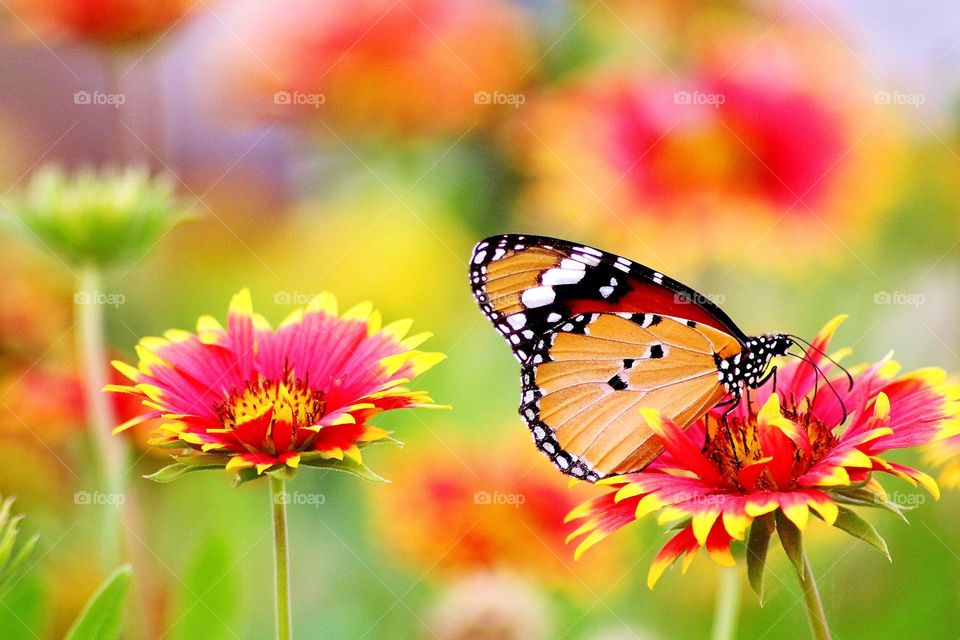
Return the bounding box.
[270,477,292,640]
[76,263,127,565]
[798,550,831,640]
[710,566,741,640]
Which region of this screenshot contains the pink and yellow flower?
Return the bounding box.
[108,289,444,481]
[567,316,959,588]
[924,417,960,490]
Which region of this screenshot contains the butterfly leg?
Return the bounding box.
[713,389,743,469]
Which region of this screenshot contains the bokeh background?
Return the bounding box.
[0,0,959,638]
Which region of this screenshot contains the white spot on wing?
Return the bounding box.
[560,258,586,270]
[599,286,614,298]
[507,314,526,329]
[542,268,585,286]
[521,286,556,308]
[473,250,486,264]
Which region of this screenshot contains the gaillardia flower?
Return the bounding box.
[567,316,959,593]
[108,289,444,483]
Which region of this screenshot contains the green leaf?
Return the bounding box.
[232,467,261,487]
[832,507,891,560]
[360,436,405,449]
[266,465,297,482]
[774,511,804,579]
[299,456,388,482]
[831,489,909,522]
[0,515,25,570]
[145,462,225,483]
[170,537,238,640]
[172,453,232,466]
[746,514,775,605]
[64,564,133,640]
[0,569,44,640]
[0,534,38,594]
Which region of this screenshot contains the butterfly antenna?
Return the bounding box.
[787,351,849,425]
[786,334,854,392]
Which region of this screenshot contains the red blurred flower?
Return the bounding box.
[0,366,84,444]
[513,22,902,268]
[108,289,444,481]
[568,316,958,588]
[8,0,197,46]
[204,0,534,138]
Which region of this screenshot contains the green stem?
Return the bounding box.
[270,477,292,640]
[76,264,127,565]
[711,566,741,640]
[797,550,832,640]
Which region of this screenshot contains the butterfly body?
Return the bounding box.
[470,234,792,482]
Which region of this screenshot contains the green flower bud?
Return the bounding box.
[7,165,187,268]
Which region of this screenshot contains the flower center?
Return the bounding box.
[215,373,326,433]
[703,403,837,491]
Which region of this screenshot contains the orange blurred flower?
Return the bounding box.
[8,0,197,46]
[368,431,631,593]
[513,20,902,269]
[204,0,534,138]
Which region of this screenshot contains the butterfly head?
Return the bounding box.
[717,333,793,393]
[758,333,794,358]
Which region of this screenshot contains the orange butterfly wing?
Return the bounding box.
[521,312,741,480]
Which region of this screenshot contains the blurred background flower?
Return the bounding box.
[7,0,198,47]
[426,571,553,640]
[202,0,536,140]
[511,18,903,272]
[368,431,633,595]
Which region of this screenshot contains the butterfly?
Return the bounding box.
[470,234,798,483]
